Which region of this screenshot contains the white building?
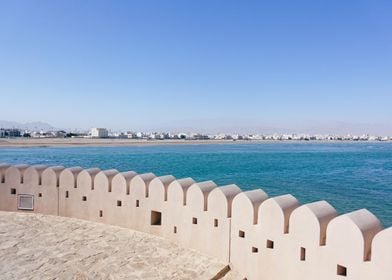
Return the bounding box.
[90,128,109,138]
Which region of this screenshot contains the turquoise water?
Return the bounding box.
[0,142,391,227]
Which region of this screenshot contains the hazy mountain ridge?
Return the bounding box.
[0,120,56,131]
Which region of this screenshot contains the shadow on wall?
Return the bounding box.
[0,163,391,280]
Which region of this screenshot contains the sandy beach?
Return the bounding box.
[0,211,239,279]
[0,138,253,148]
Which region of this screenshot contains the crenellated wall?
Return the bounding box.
[0,163,390,280]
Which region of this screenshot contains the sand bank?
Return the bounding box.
[0,138,251,148]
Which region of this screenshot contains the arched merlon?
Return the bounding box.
[0,163,11,182]
[187,181,217,211]
[208,184,242,218]
[130,173,156,198]
[95,169,119,192]
[167,178,195,206]
[24,165,48,186]
[258,194,300,234]
[59,167,83,188]
[5,164,30,185]
[232,189,269,225]
[111,171,138,195]
[326,209,383,262]
[42,166,65,187]
[149,175,176,202]
[77,168,101,190]
[371,227,392,266]
[289,201,337,246]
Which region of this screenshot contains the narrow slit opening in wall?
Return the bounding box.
[20,176,24,184]
[117,200,122,207]
[214,219,218,227]
[1,175,5,183]
[38,177,42,186]
[56,179,60,187]
[151,211,162,226]
[136,200,139,207]
[252,247,258,253]
[38,193,42,197]
[65,191,69,198]
[99,210,103,217]
[192,217,198,224]
[11,188,16,195]
[266,239,274,249]
[300,247,306,261]
[337,265,347,277]
[239,230,245,238]
[173,226,177,233]
[82,196,87,201]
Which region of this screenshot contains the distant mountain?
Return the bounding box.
[0,120,56,131]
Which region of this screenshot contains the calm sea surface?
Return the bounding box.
[1,142,391,226]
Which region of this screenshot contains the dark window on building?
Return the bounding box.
[300,247,306,261]
[151,211,162,226]
[99,210,103,217]
[136,200,140,207]
[20,176,24,184]
[173,226,177,233]
[38,193,42,197]
[38,177,42,186]
[252,247,258,253]
[239,230,245,238]
[10,188,16,195]
[1,175,5,183]
[266,239,274,249]
[65,191,69,198]
[117,200,122,207]
[337,265,347,277]
[192,217,198,224]
[82,196,87,201]
[214,219,218,227]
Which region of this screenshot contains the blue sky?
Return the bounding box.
[0,0,391,133]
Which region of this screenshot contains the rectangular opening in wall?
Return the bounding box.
[300,247,306,261]
[1,175,4,183]
[136,200,139,207]
[38,193,42,197]
[117,200,122,207]
[20,176,24,184]
[173,226,177,233]
[337,265,347,277]
[99,210,103,217]
[252,247,258,253]
[151,210,162,226]
[214,219,218,227]
[65,191,69,198]
[266,239,274,249]
[38,177,42,186]
[82,196,87,201]
[239,230,245,238]
[17,194,34,210]
[192,217,198,224]
[10,188,16,195]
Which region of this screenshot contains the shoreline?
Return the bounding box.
[0,138,391,148]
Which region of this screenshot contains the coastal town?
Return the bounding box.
[1,127,391,142]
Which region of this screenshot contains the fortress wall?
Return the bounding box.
[0,163,391,280]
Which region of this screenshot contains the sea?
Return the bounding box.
[0,142,391,227]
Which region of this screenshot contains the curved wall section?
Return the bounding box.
[0,163,390,280]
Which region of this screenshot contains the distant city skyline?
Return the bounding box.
[1,1,391,134]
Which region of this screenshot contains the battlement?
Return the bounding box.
[0,163,390,280]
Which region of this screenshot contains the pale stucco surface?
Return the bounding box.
[0,211,237,280]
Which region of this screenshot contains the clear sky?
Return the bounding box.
[1,0,391,134]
